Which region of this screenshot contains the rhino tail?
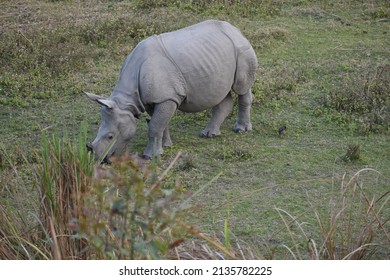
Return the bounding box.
[233,46,258,95]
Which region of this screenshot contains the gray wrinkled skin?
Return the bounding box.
[86,20,258,160]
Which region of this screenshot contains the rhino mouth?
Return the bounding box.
[101,151,115,165]
[101,156,111,165]
[86,143,114,165]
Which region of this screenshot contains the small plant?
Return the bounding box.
[342,143,361,162]
[177,153,198,171]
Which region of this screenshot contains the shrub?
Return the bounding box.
[75,152,197,259]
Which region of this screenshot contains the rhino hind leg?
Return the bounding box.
[143,100,177,158]
[232,46,257,133]
[200,92,233,138]
[233,89,253,133]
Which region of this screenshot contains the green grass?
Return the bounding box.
[1,0,389,259]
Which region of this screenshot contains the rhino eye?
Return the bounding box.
[108,134,114,140]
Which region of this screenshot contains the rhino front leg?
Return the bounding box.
[143,100,177,159]
[200,92,233,137]
[233,90,253,133]
[145,116,172,147]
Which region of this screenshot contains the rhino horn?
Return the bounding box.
[84,91,115,109]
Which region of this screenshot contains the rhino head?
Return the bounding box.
[85,92,137,163]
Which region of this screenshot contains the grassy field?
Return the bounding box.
[0,0,389,259]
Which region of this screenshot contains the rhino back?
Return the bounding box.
[158,20,248,112]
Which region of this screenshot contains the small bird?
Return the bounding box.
[278,125,287,137]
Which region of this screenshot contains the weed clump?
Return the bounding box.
[342,143,361,162]
[177,153,198,171]
[321,63,389,134]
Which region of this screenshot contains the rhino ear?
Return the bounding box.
[84,91,104,101]
[84,91,115,109]
[97,99,116,109]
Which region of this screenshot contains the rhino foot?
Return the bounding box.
[233,121,252,133]
[162,127,173,147]
[200,128,221,138]
[162,137,173,147]
[141,154,151,160]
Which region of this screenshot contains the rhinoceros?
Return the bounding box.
[85,20,257,161]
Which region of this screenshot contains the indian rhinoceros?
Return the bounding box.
[85,20,257,161]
